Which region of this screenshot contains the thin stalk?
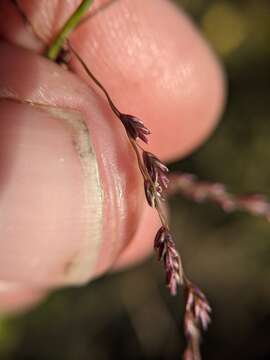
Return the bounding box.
[46,0,93,61]
[68,41,121,117]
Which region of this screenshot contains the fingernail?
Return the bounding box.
[0,100,103,286]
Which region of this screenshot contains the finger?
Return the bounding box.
[0,282,45,313]
[0,0,225,160]
[71,0,225,160]
[0,41,143,288]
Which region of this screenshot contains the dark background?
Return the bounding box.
[1,0,270,359]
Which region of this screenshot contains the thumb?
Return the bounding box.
[0,41,143,290]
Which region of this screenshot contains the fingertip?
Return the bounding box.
[71,0,225,160]
[0,41,142,287]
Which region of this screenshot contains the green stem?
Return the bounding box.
[46,0,93,61]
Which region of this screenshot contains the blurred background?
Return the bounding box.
[1,0,270,359]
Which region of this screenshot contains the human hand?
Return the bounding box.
[0,0,224,312]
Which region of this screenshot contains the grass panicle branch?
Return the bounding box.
[168,172,270,221]
[7,3,270,358]
[67,41,210,360]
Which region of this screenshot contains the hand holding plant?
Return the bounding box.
[0,0,225,358]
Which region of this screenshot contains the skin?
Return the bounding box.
[0,0,225,312]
